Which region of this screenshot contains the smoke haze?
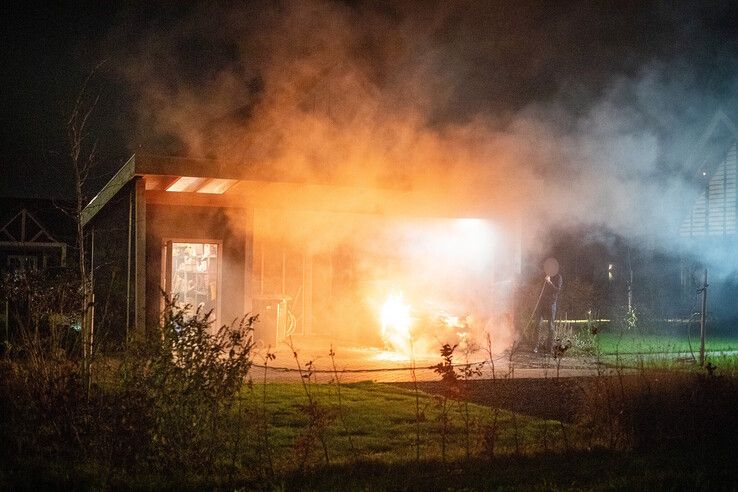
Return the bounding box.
[109,1,738,346]
[116,1,736,249]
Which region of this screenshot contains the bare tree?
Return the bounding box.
[67,68,101,393]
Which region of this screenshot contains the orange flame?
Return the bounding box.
[379,293,414,360]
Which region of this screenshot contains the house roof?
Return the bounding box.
[0,197,75,245]
[678,109,738,239]
[685,110,738,179]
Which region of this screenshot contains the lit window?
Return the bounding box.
[166,176,208,192]
[197,178,237,194]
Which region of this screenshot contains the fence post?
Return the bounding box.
[699,269,708,367]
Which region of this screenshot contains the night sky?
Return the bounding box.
[2,0,737,199]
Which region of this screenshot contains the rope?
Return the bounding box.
[251,356,508,374]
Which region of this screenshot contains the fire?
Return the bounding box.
[379,293,414,359]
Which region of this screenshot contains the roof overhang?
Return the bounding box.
[83,153,518,227]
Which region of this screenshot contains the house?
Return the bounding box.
[678,109,738,322]
[81,154,521,352]
[0,197,72,272]
[679,110,737,251]
[543,109,738,327]
[0,197,75,341]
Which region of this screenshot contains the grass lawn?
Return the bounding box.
[226,380,737,490]
[244,380,562,469]
[579,330,738,375]
[5,377,736,490]
[278,449,737,491]
[596,331,738,355]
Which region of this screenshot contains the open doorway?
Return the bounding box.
[162,240,221,326]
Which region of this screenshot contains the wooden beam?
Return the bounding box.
[0,242,68,248]
[82,155,136,226]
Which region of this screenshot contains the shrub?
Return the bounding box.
[118,295,256,475]
[0,292,256,486]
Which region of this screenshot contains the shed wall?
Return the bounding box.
[87,181,136,347]
[145,204,251,331]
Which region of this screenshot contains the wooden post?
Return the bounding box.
[134,177,147,336]
[627,256,633,312]
[126,185,133,340]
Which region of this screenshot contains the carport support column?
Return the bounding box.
[134,177,147,335]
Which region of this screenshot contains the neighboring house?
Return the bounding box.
[0,197,75,340]
[547,109,738,325]
[82,154,521,349]
[680,110,737,246]
[678,109,738,322]
[0,199,71,271]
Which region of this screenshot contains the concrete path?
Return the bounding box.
[250,339,731,383]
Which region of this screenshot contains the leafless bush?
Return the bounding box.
[288,338,334,471]
[0,269,87,471]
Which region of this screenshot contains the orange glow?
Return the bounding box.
[243,206,514,362]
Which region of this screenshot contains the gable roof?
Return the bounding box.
[679,110,738,238]
[685,109,738,179]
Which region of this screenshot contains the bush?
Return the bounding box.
[1,268,83,356]
[0,292,256,486]
[116,295,256,475]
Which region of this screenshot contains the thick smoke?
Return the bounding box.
[116,1,738,351]
[120,1,736,237]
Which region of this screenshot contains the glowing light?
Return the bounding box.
[379,293,414,359]
[197,178,237,194]
[165,176,237,194]
[166,176,207,192]
[450,218,495,270]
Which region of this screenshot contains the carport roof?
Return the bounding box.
[82,153,518,227]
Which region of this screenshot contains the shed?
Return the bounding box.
[82,154,521,352]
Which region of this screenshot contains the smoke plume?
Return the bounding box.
[113,0,738,350]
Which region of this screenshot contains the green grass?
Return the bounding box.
[243,380,563,469]
[5,376,736,490]
[596,332,738,355]
[577,331,738,375]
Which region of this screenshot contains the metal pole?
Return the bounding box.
[699,269,708,367]
[627,248,633,312]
